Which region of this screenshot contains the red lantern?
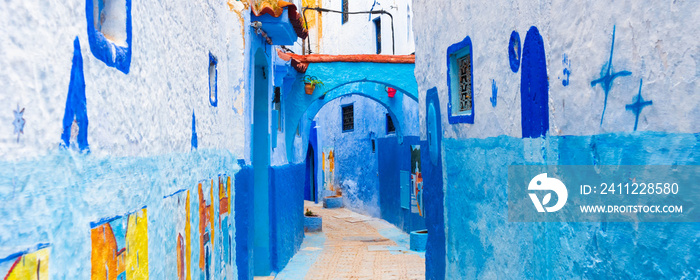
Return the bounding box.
[387,87,397,98]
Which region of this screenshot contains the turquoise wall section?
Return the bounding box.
[0,149,239,278]
[269,164,305,272]
[442,132,699,279]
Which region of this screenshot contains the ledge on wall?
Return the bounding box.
[277,51,416,73]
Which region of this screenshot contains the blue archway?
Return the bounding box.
[282,61,418,162]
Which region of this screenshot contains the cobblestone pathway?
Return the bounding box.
[273,201,425,280]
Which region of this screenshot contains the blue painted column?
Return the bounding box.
[252,49,271,276]
[424,88,445,280]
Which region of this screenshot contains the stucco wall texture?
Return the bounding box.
[313,93,419,217]
[314,0,415,55]
[0,0,248,278]
[412,1,699,279]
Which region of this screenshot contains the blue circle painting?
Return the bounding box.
[509,31,521,73]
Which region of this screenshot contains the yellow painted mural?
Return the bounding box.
[174,190,192,280]
[323,148,335,191]
[90,208,148,280]
[3,247,50,280]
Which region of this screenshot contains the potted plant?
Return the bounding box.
[303,75,324,95]
[303,208,322,232]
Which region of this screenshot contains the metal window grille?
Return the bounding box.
[342,105,354,132]
[457,53,472,112]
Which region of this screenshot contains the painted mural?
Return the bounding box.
[163,190,192,280]
[216,176,233,279]
[322,148,335,193]
[1,245,50,280]
[198,181,215,280]
[90,208,148,280]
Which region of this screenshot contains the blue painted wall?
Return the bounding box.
[442,132,699,279]
[377,135,426,233]
[269,164,305,272]
[234,164,254,280]
[0,149,239,278]
[235,162,306,278]
[313,94,419,217]
[283,62,419,162]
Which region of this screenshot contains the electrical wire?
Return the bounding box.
[301,6,396,55]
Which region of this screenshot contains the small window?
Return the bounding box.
[447,36,474,124]
[406,5,412,42]
[386,113,395,134]
[341,0,349,24]
[209,53,218,107]
[371,139,376,153]
[373,17,382,54]
[342,104,354,132]
[86,0,132,74]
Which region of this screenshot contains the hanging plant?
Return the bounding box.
[303,75,324,95]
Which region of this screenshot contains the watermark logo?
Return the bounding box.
[528,173,568,212]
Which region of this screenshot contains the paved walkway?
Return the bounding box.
[274,201,425,280]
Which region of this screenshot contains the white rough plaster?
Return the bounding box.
[312,0,415,55]
[413,0,699,140]
[0,0,248,160]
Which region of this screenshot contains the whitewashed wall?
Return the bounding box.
[313,0,414,55]
[0,0,248,160]
[413,0,699,140]
[0,0,248,278]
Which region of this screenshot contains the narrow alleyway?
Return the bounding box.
[271,202,425,279]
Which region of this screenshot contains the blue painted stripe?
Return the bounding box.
[162,188,188,199]
[89,205,147,228]
[0,243,51,264]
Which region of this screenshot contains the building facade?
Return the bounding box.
[412,1,699,279]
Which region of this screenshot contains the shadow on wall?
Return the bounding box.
[377,135,426,233]
[341,179,380,217]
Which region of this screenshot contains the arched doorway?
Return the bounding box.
[305,143,317,202]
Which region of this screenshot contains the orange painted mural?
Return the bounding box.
[217,176,233,278]
[166,190,192,280]
[198,181,215,280]
[90,208,148,280]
